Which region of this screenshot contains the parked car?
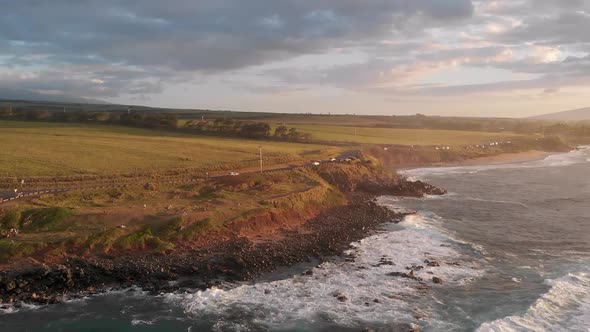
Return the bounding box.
[229,172,240,176]
[312,162,320,166]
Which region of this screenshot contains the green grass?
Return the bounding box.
[0,209,21,229]
[277,124,529,145]
[0,121,342,176]
[20,207,73,232]
[0,241,40,262]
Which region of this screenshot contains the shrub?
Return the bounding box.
[153,217,184,238]
[179,218,215,240]
[83,228,124,253]
[0,209,21,230]
[116,226,161,250]
[20,207,73,232]
[0,241,41,263]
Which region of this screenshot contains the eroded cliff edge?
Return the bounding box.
[0,158,445,305]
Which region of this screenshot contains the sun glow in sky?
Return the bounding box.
[1,1,590,117]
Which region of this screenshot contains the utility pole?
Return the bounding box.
[259,146,263,173]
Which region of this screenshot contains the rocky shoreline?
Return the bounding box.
[0,179,445,307]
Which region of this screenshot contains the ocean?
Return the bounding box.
[2,147,589,331]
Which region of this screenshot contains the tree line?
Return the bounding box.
[0,108,178,129]
[542,123,590,137]
[184,119,312,141]
[0,107,312,141]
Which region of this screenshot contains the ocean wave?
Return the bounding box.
[131,319,155,326]
[400,193,529,208]
[382,198,490,256]
[402,146,590,180]
[0,302,41,315]
[0,286,148,315]
[166,213,483,331]
[375,196,415,214]
[476,272,590,332]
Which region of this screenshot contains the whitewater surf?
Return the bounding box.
[2,147,589,331]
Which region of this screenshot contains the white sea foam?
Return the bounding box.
[0,302,41,315]
[375,196,415,214]
[131,319,155,326]
[167,213,483,331]
[0,305,18,314]
[384,197,490,259]
[477,272,590,332]
[402,146,590,181]
[0,286,148,315]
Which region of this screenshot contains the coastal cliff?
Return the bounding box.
[0,160,445,305]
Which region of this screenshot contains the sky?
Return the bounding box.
[1,0,590,117]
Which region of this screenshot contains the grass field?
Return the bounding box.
[276,124,529,145]
[0,121,342,177]
[0,166,343,263]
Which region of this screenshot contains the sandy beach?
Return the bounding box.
[443,150,552,167]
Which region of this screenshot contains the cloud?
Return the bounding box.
[1,0,589,113]
[499,12,590,45]
[1,0,474,72]
[0,64,166,99]
[0,0,477,99]
[0,87,106,104]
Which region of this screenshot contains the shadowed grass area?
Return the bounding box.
[20,208,73,232]
[0,207,73,232]
[0,241,40,262]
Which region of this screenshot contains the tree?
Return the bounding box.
[288,127,298,139]
[274,125,288,138]
[108,112,121,124]
[0,107,14,118]
[25,110,51,121]
[91,112,110,122]
[239,123,271,138]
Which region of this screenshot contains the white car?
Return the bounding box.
[330,158,336,162]
[312,162,320,166]
[229,172,240,176]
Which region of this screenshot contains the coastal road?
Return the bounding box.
[0,155,352,205]
[0,189,70,204]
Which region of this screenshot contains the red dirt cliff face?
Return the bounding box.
[314,161,445,197]
[0,159,449,305]
[227,184,346,241]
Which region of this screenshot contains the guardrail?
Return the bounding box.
[0,188,69,204]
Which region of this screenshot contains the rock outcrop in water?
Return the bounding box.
[358,179,447,197]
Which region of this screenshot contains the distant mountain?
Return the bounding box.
[531,107,590,121]
[0,88,106,104]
